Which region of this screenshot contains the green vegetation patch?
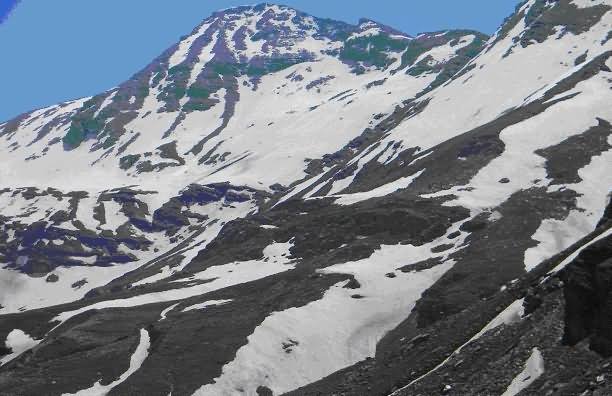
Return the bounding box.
[340,33,409,70]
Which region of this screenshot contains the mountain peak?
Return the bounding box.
[0,3,492,156]
[212,2,302,19]
[355,18,413,40]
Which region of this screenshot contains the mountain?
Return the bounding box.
[0,2,488,313]
[0,1,611,395]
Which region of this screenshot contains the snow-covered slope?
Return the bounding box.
[1,1,611,395]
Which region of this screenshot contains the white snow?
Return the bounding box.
[0,43,433,202]
[181,299,232,312]
[332,169,425,205]
[99,200,128,231]
[425,75,612,216]
[75,193,100,230]
[62,328,151,396]
[159,303,180,321]
[0,25,440,206]
[0,329,40,366]
[501,348,545,396]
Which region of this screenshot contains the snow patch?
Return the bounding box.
[0,329,40,366]
[501,348,545,396]
[182,299,233,312]
[159,303,180,321]
[333,169,425,205]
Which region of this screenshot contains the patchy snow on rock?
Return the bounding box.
[413,34,475,66]
[93,90,117,118]
[0,190,71,224]
[384,6,612,162]
[549,226,612,275]
[187,32,218,88]
[430,79,611,215]
[52,241,295,326]
[195,237,463,395]
[0,261,143,315]
[74,193,100,231]
[190,56,435,191]
[523,78,612,270]
[131,265,177,288]
[418,65,612,277]
[132,199,257,286]
[391,298,526,393]
[62,328,151,396]
[349,27,382,41]
[0,329,40,366]
[501,347,545,396]
[571,0,609,9]
[472,298,525,341]
[168,23,212,69]
[273,170,331,207]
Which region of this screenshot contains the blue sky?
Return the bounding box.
[0,0,520,122]
[0,0,19,24]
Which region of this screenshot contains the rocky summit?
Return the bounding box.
[0,1,612,395]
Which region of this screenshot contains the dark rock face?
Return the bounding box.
[496,0,611,57]
[563,231,612,357]
[536,118,612,185]
[257,385,273,396]
[0,183,264,279]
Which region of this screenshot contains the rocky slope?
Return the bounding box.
[0,1,611,395]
